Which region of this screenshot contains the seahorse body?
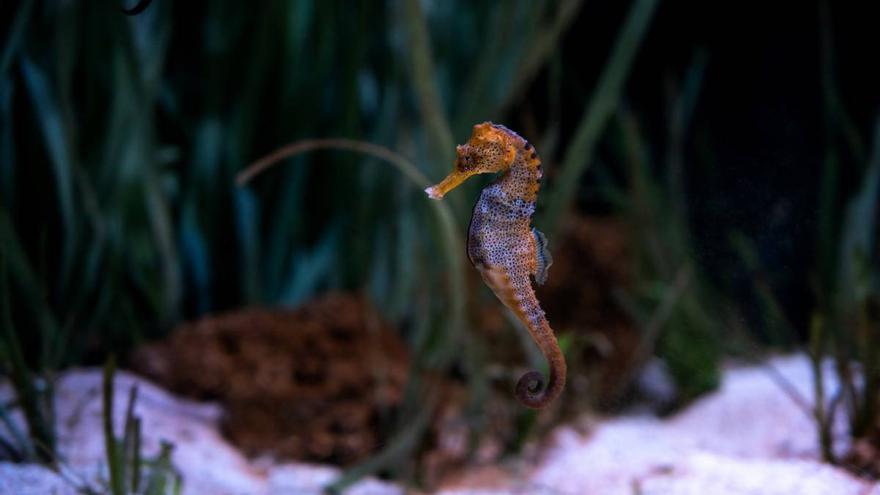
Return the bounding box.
[425,122,566,408]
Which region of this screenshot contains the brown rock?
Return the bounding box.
[131,293,409,465]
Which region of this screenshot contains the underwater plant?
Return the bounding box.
[95,357,182,495]
[808,119,880,468]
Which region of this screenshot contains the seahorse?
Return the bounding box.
[425,122,565,408]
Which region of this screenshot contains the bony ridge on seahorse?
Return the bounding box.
[425,122,566,408]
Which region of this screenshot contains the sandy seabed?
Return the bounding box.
[1,355,878,495]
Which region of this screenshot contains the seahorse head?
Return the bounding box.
[425,122,517,199]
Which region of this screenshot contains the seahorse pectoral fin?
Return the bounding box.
[532,227,553,285]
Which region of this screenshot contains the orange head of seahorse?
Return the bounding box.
[425,122,517,200]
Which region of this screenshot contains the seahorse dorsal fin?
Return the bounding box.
[532,227,553,285]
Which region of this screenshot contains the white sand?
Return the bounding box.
[1,355,877,495]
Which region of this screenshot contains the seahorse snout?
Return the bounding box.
[425,185,444,200]
[425,170,469,200]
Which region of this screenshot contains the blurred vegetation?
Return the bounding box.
[718,2,880,467]
[807,119,879,466]
[1,0,878,490]
[807,4,880,460]
[95,357,181,495]
[606,56,723,403]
